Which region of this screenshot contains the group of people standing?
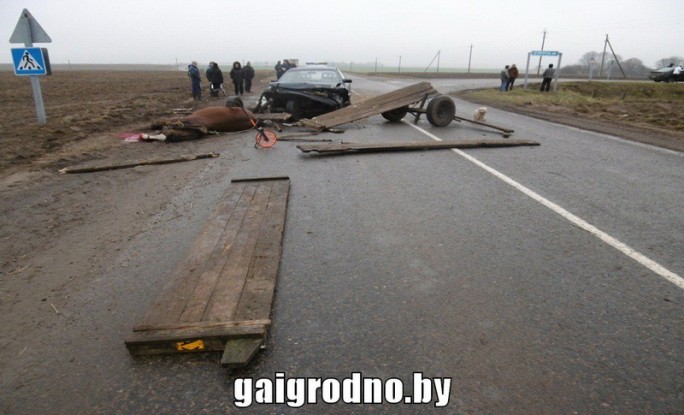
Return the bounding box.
[274,59,296,79]
[499,63,556,92]
[499,64,519,92]
[186,60,256,100]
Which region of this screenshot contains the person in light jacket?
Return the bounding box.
[500,65,510,92]
[540,64,555,92]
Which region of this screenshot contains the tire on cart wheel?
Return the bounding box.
[426,95,455,127]
[381,106,410,122]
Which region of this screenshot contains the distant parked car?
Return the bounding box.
[255,65,352,121]
[648,66,682,82]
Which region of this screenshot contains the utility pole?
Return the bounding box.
[467,44,473,73]
[605,36,626,78]
[398,55,401,73]
[423,50,441,73]
[599,34,608,77]
[536,29,547,75]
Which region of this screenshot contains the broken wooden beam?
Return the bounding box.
[299,82,437,131]
[251,112,292,121]
[297,140,540,154]
[58,153,219,174]
[453,115,515,133]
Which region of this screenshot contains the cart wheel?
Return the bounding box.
[255,129,278,148]
[381,106,409,122]
[426,95,456,127]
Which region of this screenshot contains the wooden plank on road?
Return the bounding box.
[125,177,290,367]
[297,139,540,154]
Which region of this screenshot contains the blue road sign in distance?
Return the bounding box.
[530,50,560,57]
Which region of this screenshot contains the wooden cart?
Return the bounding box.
[298,82,514,137]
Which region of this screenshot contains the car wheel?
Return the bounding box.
[285,100,300,121]
[426,95,455,127]
[381,106,409,122]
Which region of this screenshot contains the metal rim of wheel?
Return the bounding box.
[255,129,278,148]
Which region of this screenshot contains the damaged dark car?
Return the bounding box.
[255,65,352,121]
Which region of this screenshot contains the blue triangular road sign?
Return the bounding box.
[11,48,48,76]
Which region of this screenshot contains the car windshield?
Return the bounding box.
[279,69,342,85]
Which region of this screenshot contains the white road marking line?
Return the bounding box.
[407,122,684,290]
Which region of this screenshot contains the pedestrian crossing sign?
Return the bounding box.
[11,47,51,76]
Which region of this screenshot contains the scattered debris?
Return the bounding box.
[8,264,30,275]
[276,132,333,143]
[58,153,219,174]
[297,139,539,155]
[453,115,514,137]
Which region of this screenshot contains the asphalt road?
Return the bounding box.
[3,75,683,414]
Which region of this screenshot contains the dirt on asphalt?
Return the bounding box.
[0,69,271,393]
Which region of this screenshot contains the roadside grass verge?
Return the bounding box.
[456,82,684,132]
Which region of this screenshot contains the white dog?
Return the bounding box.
[473,107,487,123]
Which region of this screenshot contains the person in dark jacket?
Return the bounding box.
[187,61,201,100]
[230,61,244,95]
[243,61,255,93]
[205,62,215,83]
[275,60,284,79]
[506,64,519,91]
[209,62,224,97]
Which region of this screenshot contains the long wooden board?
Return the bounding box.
[299,82,437,131]
[125,177,290,368]
[297,139,540,154]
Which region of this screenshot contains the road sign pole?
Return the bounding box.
[11,9,50,126]
[524,53,531,89]
[24,36,48,125]
[30,76,47,125]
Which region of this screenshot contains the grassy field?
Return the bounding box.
[458,81,684,133]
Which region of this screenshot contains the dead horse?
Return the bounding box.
[148,106,255,142]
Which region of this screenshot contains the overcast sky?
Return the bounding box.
[1,0,681,70]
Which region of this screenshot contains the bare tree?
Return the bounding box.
[655,56,684,68]
[621,58,650,77]
[579,51,603,66]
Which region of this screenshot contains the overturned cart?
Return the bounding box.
[298,82,514,137]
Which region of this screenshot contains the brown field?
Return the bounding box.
[0,69,272,179]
